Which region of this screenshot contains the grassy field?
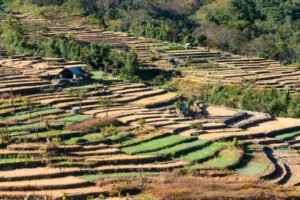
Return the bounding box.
[54,115,90,125]
[275,131,300,140]
[7,115,89,132]
[196,148,243,169]
[149,139,209,156]
[8,122,45,132]
[67,131,132,144]
[234,146,271,177]
[6,108,62,121]
[121,135,193,154]
[79,172,159,182]
[180,142,227,162]
[15,130,74,139]
[0,157,33,164]
[235,162,270,177]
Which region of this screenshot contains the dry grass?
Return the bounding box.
[115,171,299,200]
[65,117,118,132]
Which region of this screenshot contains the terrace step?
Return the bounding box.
[290,144,300,150]
[115,89,167,104]
[86,154,170,166]
[288,136,300,145]
[0,186,105,200]
[240,137,282,145]
[0,176,93,191]
[262,148,291,184]
[69,148,122,157]
[0,161,187,182]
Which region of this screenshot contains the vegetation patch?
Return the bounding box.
[195,147,243,169]
[6,108,62,121]
[150,139,209,157]
[180,142,227,162]
[235,162,270,177]
[79,172,159,182]
[275,131,300,140]
[121,135,193,154]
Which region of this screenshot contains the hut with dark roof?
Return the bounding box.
[58,67,88,80]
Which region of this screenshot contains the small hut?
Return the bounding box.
[58,67,88,80]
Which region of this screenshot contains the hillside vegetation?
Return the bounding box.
[3,0,300,64]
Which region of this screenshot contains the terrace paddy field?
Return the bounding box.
[0,11,299,200]
[0,58,300,199]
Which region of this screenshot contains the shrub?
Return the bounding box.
[101,124,118,137]
[138,118,146,128]
[190,122,203,131]
[52,137,61,144]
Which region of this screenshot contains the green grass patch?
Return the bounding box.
[275,131,300,140]
[0,157,33,164]
[79,172,159,182]
[54,115,90,125]
[15,130,72,139]
[8,122,45,132]
[150,139,209,156]
[67,131,132,144]
[119,133,164,147]
[8,115,88,132]
[234,146,270,177]
[235,162,270,177]
[197,148,243,169]
[121,135,192,154]
[6,108,62,121]
[180,142,227,162]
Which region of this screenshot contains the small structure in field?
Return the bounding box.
[184,43,192,49]
[71,106,81,114]
[58,67,88,80]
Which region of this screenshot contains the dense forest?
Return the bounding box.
[3,0,300,64]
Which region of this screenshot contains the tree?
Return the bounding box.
[0,14,28,54]
[23,97,34,120]
[122,52,139,78]
[67,88,88,112]
[174,100,184,115]
[98,97,114,117]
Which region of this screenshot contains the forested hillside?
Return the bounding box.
[3,0,299,64]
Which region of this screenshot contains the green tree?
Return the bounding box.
[98,97,114,117]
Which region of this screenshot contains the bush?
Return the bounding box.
[52,137,61,144]
[101,124,118,137]
[190,122,203,131]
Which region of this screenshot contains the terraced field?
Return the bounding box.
[13,14,298,93]
[1,53,300,198]
[5,13,298,94]
[0,13,298,199]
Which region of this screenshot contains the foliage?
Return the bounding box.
[171,79,300,118]
[138,118,146,128]
[190,122,203,131]
[13,0,300,64]
[0,15,139,77]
